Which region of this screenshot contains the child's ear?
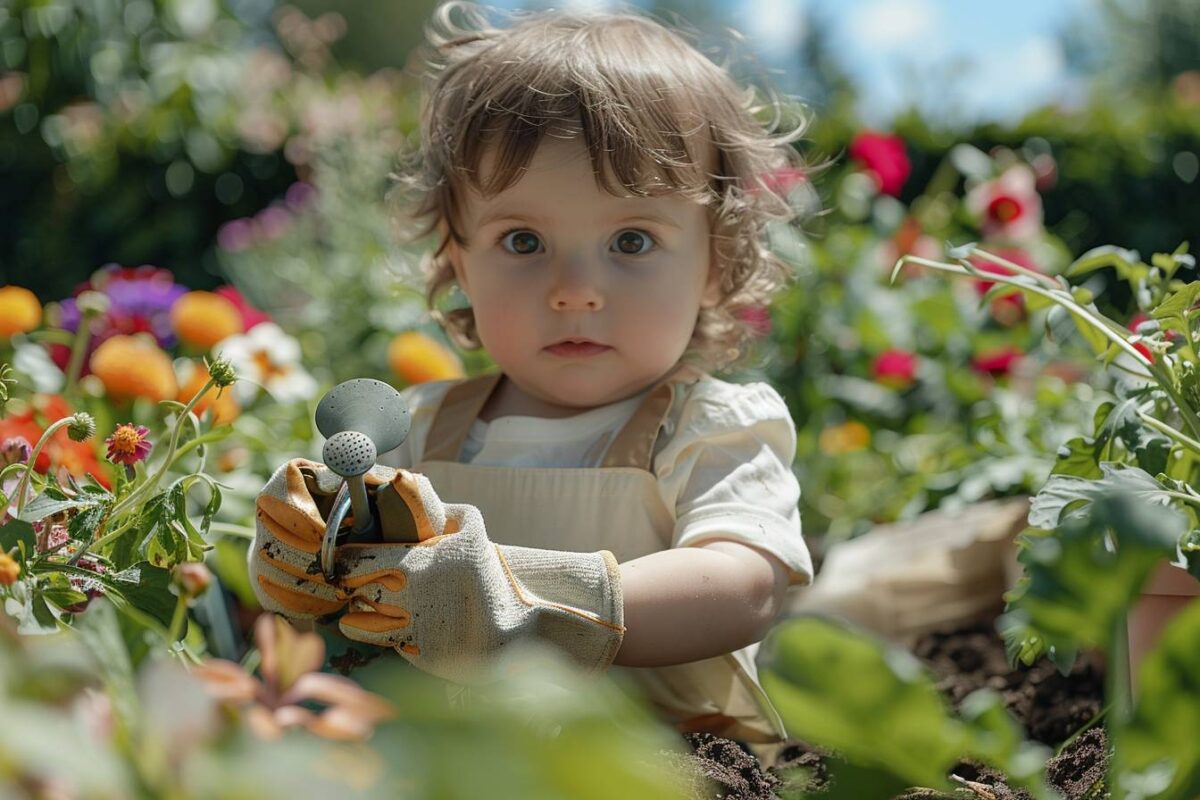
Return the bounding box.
[441,224,470,296]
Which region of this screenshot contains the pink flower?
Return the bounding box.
[971,346,1023,377]
[848,131,910,197]
[217,218,256,252]
[105,423,152,465]
[966,165,1043,241]
[753,167,807,197]
[872,348,917,388]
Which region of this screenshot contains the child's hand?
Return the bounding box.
[334,472,625,684]
[250,458,356,620]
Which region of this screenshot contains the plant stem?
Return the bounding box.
[63,320,92,398]
[12,417,72,517]
[1138,411,1200,455]
[1108,611,1133,729]
[208,521,256,539]
[166,591,189,643]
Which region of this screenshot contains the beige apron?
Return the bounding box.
[414,363,788,744]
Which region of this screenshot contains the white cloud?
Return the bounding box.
[741,0,809,58]
[968,35,1068,117]
[847,0,940,53]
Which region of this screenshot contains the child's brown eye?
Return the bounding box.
[613,230,652,255]
[501,230,541,255]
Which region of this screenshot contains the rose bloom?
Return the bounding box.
[872,348,917,389]
[848,131,911,197]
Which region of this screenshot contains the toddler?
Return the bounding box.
[251,1,813,748]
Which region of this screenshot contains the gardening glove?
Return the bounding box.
[250,458,402,620]
[334,471,625,684]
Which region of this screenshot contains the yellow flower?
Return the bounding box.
[90,334,178,402]
[171,291,243,350]
[387,331,464,385]
[818,421,871,456]
[0,286,42,338]
[0,552,19,585]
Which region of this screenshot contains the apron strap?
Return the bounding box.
[420,371,503,463]
[601,363,705,471]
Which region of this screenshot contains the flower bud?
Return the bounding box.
[173,561,213,597]
[0,552,20,586]
[205,355,237,388]
[67,412,96,442]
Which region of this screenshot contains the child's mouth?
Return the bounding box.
[544,341,612,358]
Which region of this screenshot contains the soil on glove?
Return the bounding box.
[668,617,1111,800]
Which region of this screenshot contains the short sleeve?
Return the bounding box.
[376,379,456,469]
[654,378,813,586]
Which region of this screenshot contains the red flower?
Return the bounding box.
[1127,313,1177,363]
[735,305,773,337]
[753,167,807,197]
[848,131,910,197]
[105,423,153,466]
[872,348,917,388]
[971,346,1023,377]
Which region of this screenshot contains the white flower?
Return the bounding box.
[213,322,317,404]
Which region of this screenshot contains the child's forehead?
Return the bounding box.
[462,133,709,221]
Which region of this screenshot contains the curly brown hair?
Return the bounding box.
[389,1,813,372]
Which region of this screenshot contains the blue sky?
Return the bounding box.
[730,0,1094,125]
[500,0,1098,125]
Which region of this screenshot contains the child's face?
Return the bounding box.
[447,133,720,414]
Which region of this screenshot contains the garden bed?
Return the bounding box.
[670,617,1109,799]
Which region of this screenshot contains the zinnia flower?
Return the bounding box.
[216,322,317,404]
[0,285,42,337]
[105,423,152,465]
[872,348,917,389]
[0,395,110,490]
[89,334,178,402]
[387,331,464,385]
[966,165,1043,241]
[171,291,244,350]
[848,131,911,197]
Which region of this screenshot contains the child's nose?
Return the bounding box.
[547,259,605,311]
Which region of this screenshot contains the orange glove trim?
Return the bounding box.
[341,609,412,633]
[255,575,346,616]
[255,497,324,554]
[391,471,442,541]
[255,542,332,585]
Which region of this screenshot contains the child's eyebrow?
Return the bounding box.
[476,211,683,230]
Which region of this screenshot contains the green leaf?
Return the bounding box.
[1115,599,1200,799]
[1051,437,1104,480]
[1028,464,1178,530]
[72,599,141,741]
[40,585,89,610]
[1005,490,1185,654]
[1150,281,1200,322]
[1149,243,1194,283]
[1065,245,1145,281]
[760,616,965,792]
[101,563,176,629]
[14,493,101,523]
[67,499,113,544]
[0,517,37,553]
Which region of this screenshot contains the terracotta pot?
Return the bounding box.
[1127,561,1200,692]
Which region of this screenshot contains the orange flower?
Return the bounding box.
[90,334,177,402]
[0,552,19,585]
[0,285,42,337]
[0,395,111,488]
[171,291,243,350]
[177,360,239,424]
[387,331,464,384]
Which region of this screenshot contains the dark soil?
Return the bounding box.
[671,618,1111,800]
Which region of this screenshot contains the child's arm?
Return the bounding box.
[614,540,791,667]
